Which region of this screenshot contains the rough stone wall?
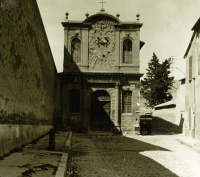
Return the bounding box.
[0,0,56,124]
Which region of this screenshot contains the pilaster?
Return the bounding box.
[115,83,120,126]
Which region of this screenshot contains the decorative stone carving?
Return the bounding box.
[89,20,116,69]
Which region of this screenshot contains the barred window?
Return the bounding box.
[122,91,132,113]
[70,89,80,113]
[123,39,132,64]
[71,38,81,63]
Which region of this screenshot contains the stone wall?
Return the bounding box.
[0,0,56,155]
[0,125,52,157]
[0,0,56,124]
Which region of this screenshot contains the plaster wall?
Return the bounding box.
[152,106,182,133]
[0,0,56,124]
[175,82,185,125]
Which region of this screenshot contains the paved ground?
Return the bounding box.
[68,133,200,177]
[0,131,69,177]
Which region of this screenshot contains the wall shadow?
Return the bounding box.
[151,116,184,135]
[70,133,179,177]
[55,46,131,135]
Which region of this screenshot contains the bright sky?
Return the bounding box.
[36,0,200,79]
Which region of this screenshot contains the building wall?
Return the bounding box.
[54,75,62,129]
[184,28,200,140]
[0,0,56,123]
[60,74,140,134]
[175,80,185,126]
[63,16,141,74]
[0,0,56,155]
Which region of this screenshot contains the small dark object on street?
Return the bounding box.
[48,127,58,150]
[139,115,152,135]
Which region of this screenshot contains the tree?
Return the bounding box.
[140,53,174,108]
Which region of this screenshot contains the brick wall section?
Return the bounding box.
[0,0,56,123]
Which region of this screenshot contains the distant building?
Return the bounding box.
[57,8,145,134]
[183,18,200,140]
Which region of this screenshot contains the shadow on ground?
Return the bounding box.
[68,133,178,177]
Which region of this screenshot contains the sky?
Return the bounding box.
[36,0,200,80]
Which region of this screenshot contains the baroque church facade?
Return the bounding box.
[58,8,144,134]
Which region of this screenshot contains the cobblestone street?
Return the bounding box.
[69,133,200,177]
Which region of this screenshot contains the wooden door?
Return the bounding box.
[90,92,111,131]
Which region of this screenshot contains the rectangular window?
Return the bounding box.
[189,56,192,81]
[123,39,132,64]
[198,54,200,75]
[122,91,132,113]
[70,90,80,113]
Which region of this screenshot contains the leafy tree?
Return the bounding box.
[140,53,174,108]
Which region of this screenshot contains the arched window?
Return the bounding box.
[123,39,132,64]
[71,38,81,63]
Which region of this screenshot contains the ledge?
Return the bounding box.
[55,132,72,177]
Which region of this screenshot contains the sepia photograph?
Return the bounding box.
[0,0,200,176]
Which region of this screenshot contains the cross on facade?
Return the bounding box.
[99,0,106,11]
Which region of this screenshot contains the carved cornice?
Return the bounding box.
[59,72,143,77]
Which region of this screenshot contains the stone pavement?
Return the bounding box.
[0,131,71,177]
[69,132,200,177]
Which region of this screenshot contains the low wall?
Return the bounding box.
[152,106,183,133]
[0,124,52,157]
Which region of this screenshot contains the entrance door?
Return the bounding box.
[90,91,111,131]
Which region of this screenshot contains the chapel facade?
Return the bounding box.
[59,8,144,134]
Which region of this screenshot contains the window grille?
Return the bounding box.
[122,91,132,113]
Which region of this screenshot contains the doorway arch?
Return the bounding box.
[90,90,111,131]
